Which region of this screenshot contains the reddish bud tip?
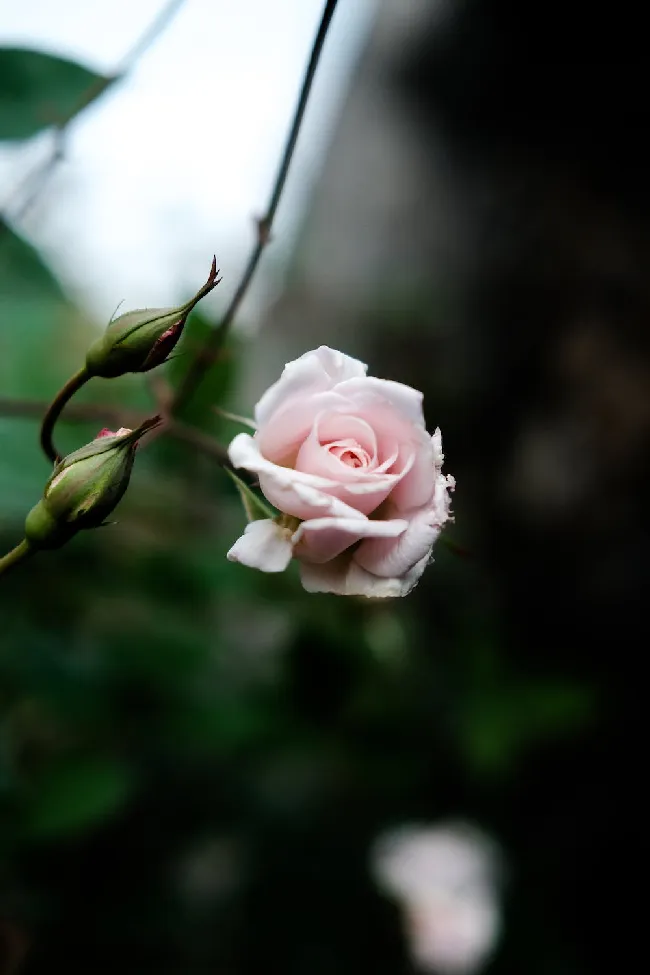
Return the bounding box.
[141,319,183,371]
[96,427,132,440]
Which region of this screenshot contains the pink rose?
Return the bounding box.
[227,347,454,597]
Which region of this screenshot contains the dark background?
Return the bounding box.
[2,1,646,972]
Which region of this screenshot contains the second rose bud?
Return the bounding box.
[25,418,160,550]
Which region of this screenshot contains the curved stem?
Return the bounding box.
[40,366,91,464]
[172,0,340,414]
[0,539,33,578]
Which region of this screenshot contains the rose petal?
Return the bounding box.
[312,346,368,383]
[295,415,378,481]
[227,519,293,573]
[303,412,417,507]
[256,389,353,465]
[389,431,438,510]
[354,514,438,579]
[255,347,367,428]
[229,432,368,521]
[354,472,454,577]
[292,415,401,516]
[294,516,408,564]
[300,552,431,598]
[431,427,444,468]
[315,413,378,460]
[326,394,433,509]
[335,377,426,429]
[373,441,400,473]
[257,382,423,471]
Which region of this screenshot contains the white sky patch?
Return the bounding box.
[0,0,375,325]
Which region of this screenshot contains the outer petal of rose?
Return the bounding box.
[431,427,444,468]
[293,516,408,564]
[335,376,426,429]
[311,346,368,383]
[254,347,367,427]
[229,432,367,521]
[354,474,453,578]
[227,519,293,573]
[300,552,430,598]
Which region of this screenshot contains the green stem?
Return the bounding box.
[0,539,33,578]
[40,366,91,464]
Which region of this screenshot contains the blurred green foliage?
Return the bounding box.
[0,48,108,138]
[0,225,87,518]
[0,37,603,975]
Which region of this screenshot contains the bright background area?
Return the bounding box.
[0,0,374,321]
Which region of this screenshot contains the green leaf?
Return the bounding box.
[225,467,277,522]
[23,757,134,838]
[0,223,95,519]
[0,47,111,140]
[0,219,65,297]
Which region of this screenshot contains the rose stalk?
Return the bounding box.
[226,347,454,597]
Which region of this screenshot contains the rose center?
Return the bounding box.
[326,438,371,469]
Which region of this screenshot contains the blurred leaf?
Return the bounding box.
[168,698,275,755]
[225,468,276,522]
[0,47,110,139]
[0,220,64,297]
[0,223,92,518]
[456,657,596,777]
[23,756,133,838]
[167,313,240,430]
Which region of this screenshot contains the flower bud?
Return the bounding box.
[24,417,160,550]
[85,258,220,378]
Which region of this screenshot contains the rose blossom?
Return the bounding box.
[226,346,454,597]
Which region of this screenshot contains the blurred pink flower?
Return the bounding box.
[372,823,502,974]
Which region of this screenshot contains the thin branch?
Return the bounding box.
[0,396,229,465]
[171,0,340,414]
[0,0,186,225]
[115,0,186,72]
[0,396,143,427]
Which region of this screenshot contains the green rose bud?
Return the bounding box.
[24,417,160,550]
[85,258,220,379]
